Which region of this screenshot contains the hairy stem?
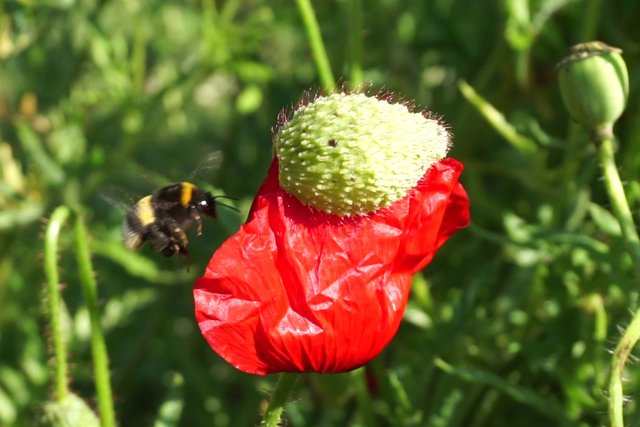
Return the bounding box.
[44,206,71,401]
[260,373,298,427]
[609,309,640,427]
[597,137,640,260]
[597,136,640,427]
[75,216,117,427]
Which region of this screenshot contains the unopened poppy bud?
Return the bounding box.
[557,41,629,139]
[274,92,450,216]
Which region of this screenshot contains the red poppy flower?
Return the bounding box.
[193,157,469,375]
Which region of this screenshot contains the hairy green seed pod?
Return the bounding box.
[274,92,450,216]
[557,41,629,138]
[41,394,100,427]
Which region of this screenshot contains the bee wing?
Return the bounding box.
[99,186,147,250]
[122,218,143,250]
[99,186,138,214]
[189,151,224,180]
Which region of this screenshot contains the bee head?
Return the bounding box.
[193,188,238,218]
[195,191,218,218]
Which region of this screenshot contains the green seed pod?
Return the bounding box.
[557,41,629,138]
[274,92,450,216]
[41,394,100,427]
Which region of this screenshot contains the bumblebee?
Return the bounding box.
[123,182,235,257]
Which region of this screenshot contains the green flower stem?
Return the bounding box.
[44,206,71,401]
[457,80,538,156]
[597,137,640,255]
[347,0,363,87]
[259,373,298,427]
[294,0,335,93]
[593,294,608,344]
[597,136,640,427]
[74,216,116,427]
[609,308,640,427]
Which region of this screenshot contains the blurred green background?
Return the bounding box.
[2,0,640,426]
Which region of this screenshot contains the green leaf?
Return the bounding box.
[588,202,622,236]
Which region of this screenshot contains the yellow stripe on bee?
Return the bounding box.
[181,182,195,207]
[137,195,155,226]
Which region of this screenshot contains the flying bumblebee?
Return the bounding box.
[123,182,236,257]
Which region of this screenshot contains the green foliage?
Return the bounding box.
[2,0,640,426]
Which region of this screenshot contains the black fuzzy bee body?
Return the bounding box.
[123,182,222,257]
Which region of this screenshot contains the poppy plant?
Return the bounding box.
[194,92,470,375]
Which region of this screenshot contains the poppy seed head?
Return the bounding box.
[557,41,628,139]
[274,92,451,216]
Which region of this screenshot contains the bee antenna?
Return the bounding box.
[216,201,240,212]
[213,195,238,201]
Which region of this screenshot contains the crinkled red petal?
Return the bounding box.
[194,158,469,375]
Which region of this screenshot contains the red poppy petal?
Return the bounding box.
[194,158,469,375]
[397,158,470,273]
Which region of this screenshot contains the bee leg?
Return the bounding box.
[178,250,192,272]
[193,212,203,236]
[157,216,189,256]
[145,225,173,255]
[161,236,186,257]
[174,227,188,248]
[162,245,178,257]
